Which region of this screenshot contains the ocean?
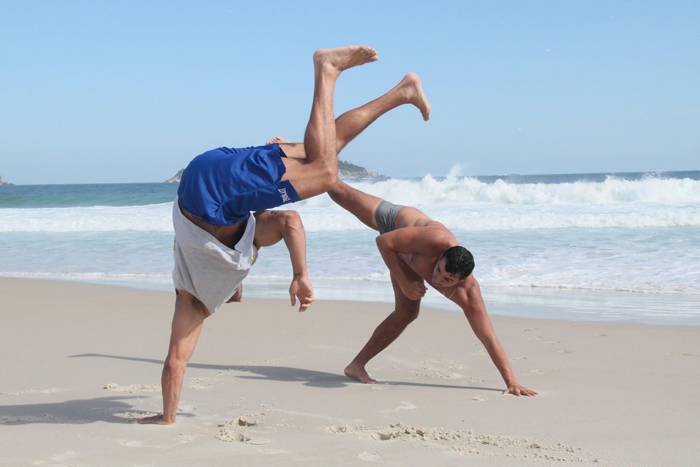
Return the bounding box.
[1,169,699,325]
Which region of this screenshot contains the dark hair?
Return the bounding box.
[443,246,475,279]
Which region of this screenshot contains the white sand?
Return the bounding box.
[1,278,698,466]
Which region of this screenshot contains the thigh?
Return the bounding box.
[278,142,306,160]
[329,181,383,231]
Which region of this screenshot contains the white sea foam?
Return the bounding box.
[0,203,174,233]
[2,176,700,233]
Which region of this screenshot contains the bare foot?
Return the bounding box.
[137,414,174,425]
[398,73,431,121]
[266,136,290,145]
[313,45,378,77]
[344,362,377,384]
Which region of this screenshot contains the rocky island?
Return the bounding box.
[165,160,386,183]
[0,175,14,186]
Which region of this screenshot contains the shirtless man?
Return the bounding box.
[328,181,538,397]
[139,45,433,425]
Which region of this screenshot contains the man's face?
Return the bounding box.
[432,256,460,287]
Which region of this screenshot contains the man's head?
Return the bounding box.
[432,246,475,287]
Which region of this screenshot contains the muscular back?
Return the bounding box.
[395,206,444,230]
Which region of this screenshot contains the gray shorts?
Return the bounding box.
[374,200,405,234]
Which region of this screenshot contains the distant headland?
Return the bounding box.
[0,175,14,186]
[165,160,386,183]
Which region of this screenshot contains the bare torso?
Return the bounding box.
[392,206,465,298]
[181,207,247,250]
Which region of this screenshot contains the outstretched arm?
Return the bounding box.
[139,291,208,425]
[453,278,538,397]
[254,210,314,312]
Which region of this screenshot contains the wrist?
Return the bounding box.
[293,271,308,278]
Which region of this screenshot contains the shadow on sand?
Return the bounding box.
[69,353,503,393]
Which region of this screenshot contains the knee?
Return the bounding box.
[316,161,339,192]
[396,307,420,324]
[164,353,188,374]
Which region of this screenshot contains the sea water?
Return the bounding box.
[1,169,699,325]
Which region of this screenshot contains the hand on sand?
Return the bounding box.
[400,280,427,301]
[137,414,175,425]
[503,384,539,397]
[290,274,314,312]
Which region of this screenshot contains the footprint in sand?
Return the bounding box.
[32,450,84,466]
[103,383,160,393]
[2,414,53,424]
[359,451,384,462]
[189,378,213,390]
[177,402,196,412]
[380,401,417,414]
[260,448,291,455]
[117,440,143,448]
[371,385,389,391]
[326,425,356,434]
[238,434,270,445]
[1,388,60,396]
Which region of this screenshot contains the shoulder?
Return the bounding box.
[420,222,457,246]
[451,276,484,309]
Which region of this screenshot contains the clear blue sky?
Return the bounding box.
[1,1,698,184]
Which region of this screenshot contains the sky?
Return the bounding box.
[0,1,698,184]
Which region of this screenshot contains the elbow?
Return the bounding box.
[280,210,303,233]
[375,235,385,249]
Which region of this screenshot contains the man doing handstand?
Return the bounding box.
[139,45,434,425]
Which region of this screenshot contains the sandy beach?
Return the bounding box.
[1,278,698,467]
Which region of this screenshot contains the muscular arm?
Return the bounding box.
[453,278,538,397]
[254,210,314,311]
[375,227,452,300]
[139,291,208,425]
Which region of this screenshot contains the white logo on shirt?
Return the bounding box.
[278,188,290,203]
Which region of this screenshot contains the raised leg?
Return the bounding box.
[335,72,430,152]
[280,46,378,200]
[276,73,431,160]
[344,274,421,384]
[328,180,384,231]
